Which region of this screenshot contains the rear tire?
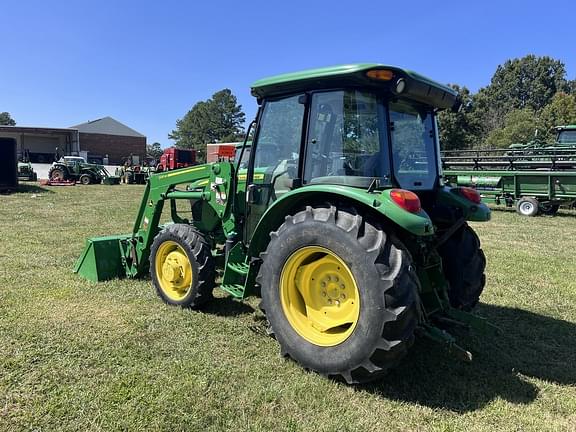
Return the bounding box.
[438,224,486,311]
[150,224,214,308]
[258,205,419,384]
[48,167,66,181]
[516,197,539,217]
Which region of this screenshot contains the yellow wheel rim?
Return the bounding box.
[154,240,193,301]
[280,246,360,347]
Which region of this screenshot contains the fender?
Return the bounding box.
[247,185,434,258]
[436,186,491,222]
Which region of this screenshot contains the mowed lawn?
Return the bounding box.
[1,184,575,432]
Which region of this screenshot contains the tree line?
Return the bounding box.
[438,55,576,150]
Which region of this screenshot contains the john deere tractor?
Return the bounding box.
[76,64,493,384]
[49,156,119,184]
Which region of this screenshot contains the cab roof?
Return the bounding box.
[251,63,459,110]
[556,125,576,130]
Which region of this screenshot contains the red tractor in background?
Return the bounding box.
[156,147,196,172]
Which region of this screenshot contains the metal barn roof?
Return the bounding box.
[70,116,145,138]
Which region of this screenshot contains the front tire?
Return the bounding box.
[79,174,92,185]
[258,206,419,384]
[150,224,214,308]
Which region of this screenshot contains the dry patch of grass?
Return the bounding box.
[1,183,575,431]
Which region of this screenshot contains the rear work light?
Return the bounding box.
[390,189,421,213]
[366,69,394,81]
[455,187,482,204]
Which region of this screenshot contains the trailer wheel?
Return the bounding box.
[516,197,539,217]
[539,202,560,216]
[438,224,486,311]
[79,174,92,185]
[150,224,214,308]
[258,206,419,384]
[49,167,66,181]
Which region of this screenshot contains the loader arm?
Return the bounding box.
[75,162,237,281]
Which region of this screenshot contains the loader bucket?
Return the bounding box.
[74,235,129,281]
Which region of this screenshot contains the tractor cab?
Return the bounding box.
[555,125,576,146]
[243,64,463,236]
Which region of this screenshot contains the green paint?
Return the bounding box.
[74,235,128,281]
[446,169,576,207]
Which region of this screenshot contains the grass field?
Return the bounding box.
[1,184,575,431]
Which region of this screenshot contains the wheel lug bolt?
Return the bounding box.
[334,277,339,282]
[340,284,345,289]
[341,294,346,299]
[328,299,332,304]
[321,282,326,287]
[322,291,326,297]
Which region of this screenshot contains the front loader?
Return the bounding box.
[75,64,496,384]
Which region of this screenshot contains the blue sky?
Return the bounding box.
[1,0,574,146]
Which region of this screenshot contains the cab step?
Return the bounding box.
[219,284,245,298]
[226,262,250,275]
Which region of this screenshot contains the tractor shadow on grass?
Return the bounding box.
[204,294,255,317]
[14,184,54,194]
[361,303,576,413]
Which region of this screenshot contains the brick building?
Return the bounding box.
[72,117,146,164]
[0,116,145,165]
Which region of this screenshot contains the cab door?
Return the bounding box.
[244,94,305,241]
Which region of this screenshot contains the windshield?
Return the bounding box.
[62,157,86,163]
[303,90,438,189]
[557,130,576,144]
[235,145,251,169]
[389,101,437,190]
[304,90,391,187]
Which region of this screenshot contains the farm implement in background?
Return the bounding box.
[49,156,120,185]
[442,127,576,216]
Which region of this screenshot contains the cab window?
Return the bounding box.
[253,95,304,196]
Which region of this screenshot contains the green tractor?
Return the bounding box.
[508,125,576,153]
[75,64,494,384]
[49,156,120,185]
[17,161,38,181]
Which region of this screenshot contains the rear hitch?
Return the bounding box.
[418,324,473,363]
[445,308,502,336]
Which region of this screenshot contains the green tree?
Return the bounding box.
[484,108,538,148]
[485,55,567,112]
[470,55,568,143]
[146,142,164,159]
[537,92,576,142]
[0,112,16,126]
[437,85,479,150]
[169,89,245,162]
